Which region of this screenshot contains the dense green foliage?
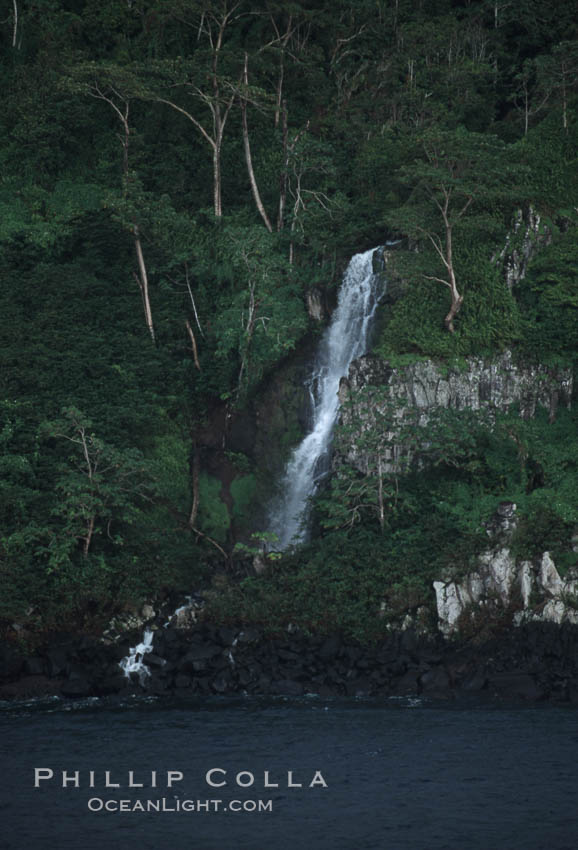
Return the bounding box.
[0,0,576,634]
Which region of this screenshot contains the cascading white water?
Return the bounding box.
[119,629,154,684]
[119,594,205,682]
[268,247,384,549]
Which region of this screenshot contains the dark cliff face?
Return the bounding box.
[191,346,315,544]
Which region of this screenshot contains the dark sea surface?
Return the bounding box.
[1,695,577,850]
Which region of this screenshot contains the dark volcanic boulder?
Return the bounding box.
[60,675,91,698]
[0,675,61,700]
[393,669,420,696]
[419,666,452,698]
[96,673,128,696]
[488,672,543,701]
[272,679,303,696]
[0,644,24,680]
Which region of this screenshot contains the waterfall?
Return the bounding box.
[268,247,384,549]
[119,629,154,684]
[119,248,383,684]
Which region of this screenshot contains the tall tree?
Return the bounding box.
[537,42,578,132]
[390,128,512,332]
[41,407,155,563]
[143,0,245,217]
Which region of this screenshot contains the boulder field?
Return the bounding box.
[2,620,578,705]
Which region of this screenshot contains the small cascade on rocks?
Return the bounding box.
[119,594,204,684]
[119,629,154,684]
[268,247,385,549]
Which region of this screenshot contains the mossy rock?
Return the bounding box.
[230,474,258,530]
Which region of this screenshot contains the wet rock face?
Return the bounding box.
[485,501,518,539]
[306,289,325,322]
[101,605,157,644]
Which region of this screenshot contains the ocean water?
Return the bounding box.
[1,695,577,850]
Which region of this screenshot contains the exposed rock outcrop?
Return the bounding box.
[338,350,572,474]
[492,206,553,291]
[433,504,578,636]
[101,604,157,644]
[435,551,578,636]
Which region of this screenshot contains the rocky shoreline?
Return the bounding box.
[2,621,578,705]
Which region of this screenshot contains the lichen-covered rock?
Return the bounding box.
[434,546,519,636]
[435,544,578,636]
[165,597,205,630]
[101,610,154,644]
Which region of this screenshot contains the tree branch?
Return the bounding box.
[155,97,216,149]
[190,526,228,561]
[423,274,452,288]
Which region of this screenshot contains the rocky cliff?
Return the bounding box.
[337,350,573,474]
[335,350,575,637]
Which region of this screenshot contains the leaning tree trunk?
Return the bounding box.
[241,54,273,232]
[133,225,156,343]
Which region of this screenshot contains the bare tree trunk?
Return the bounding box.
[89,87,157,343]
[377,455,385,532]
[236,280,257,395]
[187,442,228,561]
[83,514,95,558]
[189,443,200,528]
[277,102,288,231]
[524,87,529,135]
[184,264,204,337]
[133,226,156,343]
[443,223,463,333]
[241,54,273,232]
[76,422,96,557]
[444,282,463,332]
[185,319,201,370]
[269,13,293,128]
[210,10,228,219]
[190,525,229,560]
[274,52,284,128]
[288,164,305,266]
[12,0,18,48]
[213,144,222,217]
